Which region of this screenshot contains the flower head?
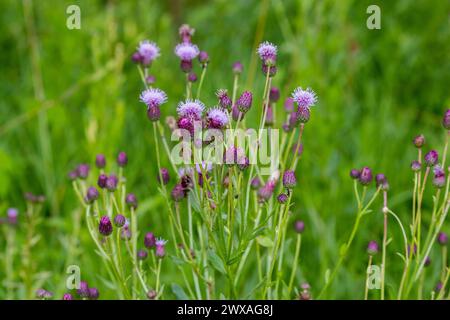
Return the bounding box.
[175,42,200,61]
[85,186,99,204]
[157,168,170,185]
[179,24,195,43]
[350,169,360,179]
[106,174,118,191]
[88,288,99,300]
[442,109,450,130]
[137,249,148,261]
[216,89,232,109]
[433,165,446,188]
[282,170,297,189]
[126,193,138,209]
[206,107,229,129]
[177,99,205,119]
[95,154,106,169]
[99,216,113,236]
[144,232,156,249]
[411,160,421,172]
[424,150,439,166]
[413,134,425,148]
[257,41,277,64]
[277,193,288,204]
[236,91,253,113]
[233,61,243,74]
[77,164,90,179]
[117,152,128,167]
[294,220,305,233]
[139,88,168,109]
[137,40,160,65]
[7,208,18,225]
[269,87,280,103]
[155,238,167,258]
[292,87,317,108]
[358,167,373,186]
[114,214,126,228]
[437,232,448,245]
[367,240,379,255]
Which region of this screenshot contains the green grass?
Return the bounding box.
[0,0,449,299]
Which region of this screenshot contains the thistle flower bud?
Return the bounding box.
[413,134,425,148]
[188,72,197,82]
[77,164,90,179]
[424,150,438,166]
[265,106,274,126]
[121,225,132,241]
[62,293,73,300]
[433,166,446,188]
[236,91,253,113]
[137,40,160,66]
[237,156,250,171]
[198,51,209,66]
[180,60,193,73]
[232,61,243,74]
[146,75,155,85]
[295,106,310,124]
[277,193,288,204]
[216,89,232,110]
[85,187,99,204]
[179,24,195,43]
[231,105,242,121]
[113,214,126,228]
[442,109,450,130]
[99,216,113,236]
[269,87,280,103]
[367,240,379,255]
[77,281,90,298]
[282,170,297,189]
[157,168,170,185]
[375,174,389,191]
[411,160,421,172]
[291,143,303,156]
[358,167,373,186]
[258,180,276,201]
[131,52,142,64]
[437,232,448,245]
[251,177,261,190]
[147,290,157,300]
[68,170,78,181]
[36,289,53,300]
[424,256,432,267]
[171,184,185,202]
[155,239,167,258]
[95,154,106,169]
[117,152,128,167]
[261,63,277,77]
[144,232,156,249]
[126,193,138,209]
[106,174,118,192]
[294,220,305,233]
[435,282,443,293]
[350,169,360,179]
[88,288,99,300]
[257,41,277,65]
[147,105,161,122]
[137,249,148,261]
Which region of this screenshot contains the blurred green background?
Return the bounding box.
[0,0,449,299]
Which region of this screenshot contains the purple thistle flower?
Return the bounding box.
[251,177,261,190]
[137,249,148,261]
[424,256,432,267]
[198,51,209,66]
[95,154,106,169]
[232,61,243,74]
[147,290,157,300]
[62,293,73,300]
[375,173,389,191]
[88,287,99,300]
[435,281,443,293]
[433,165,446,188]
[367,240,379,255]
[36,289,53,300]
[283,170,297,189]
[175,42,200,61]
[147,105,161,122]
[258,180,277,201]
[171,184,185,202]
[437,232,448,245]
[77,281,90,298]
[77,164,90,179]
[358,167,373,186]
[223,146,245,166]
[179,24,195,43]
[97,173,108,189]
[295,106,311,124]
[117,152,128,167]
[350,169,360,179]
[413,134,425,148]
[177,116,195,136]
[196,161,213,174]
[294,220,305,234]
[113,214,126,228]
[269,87,280,103]
[284,97,294,112]
[157,168,170,185]
[206,107,229,129]
[188,72,197,82]
[237,156,250,171]
[131,52,142,64]
[177,99,205,119]
[424,150,439,166]
[137,40,160,66]
[121,223,132,241]
[99,216,113,236]
[265,106,274,126]
[139,88,168,109]
[106,174,118,192]
[257,41,277,65]
[442,109,450,130]
[277,193,288,204]
[155,238,167,258]
[144,232,156,249]
[236,91,253,113]
[292,87,317,108]
[126,193,138,209]
[411,160,422,172]
[85,186,99,204]
[216,89,232,110]
[7,208,18,225]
